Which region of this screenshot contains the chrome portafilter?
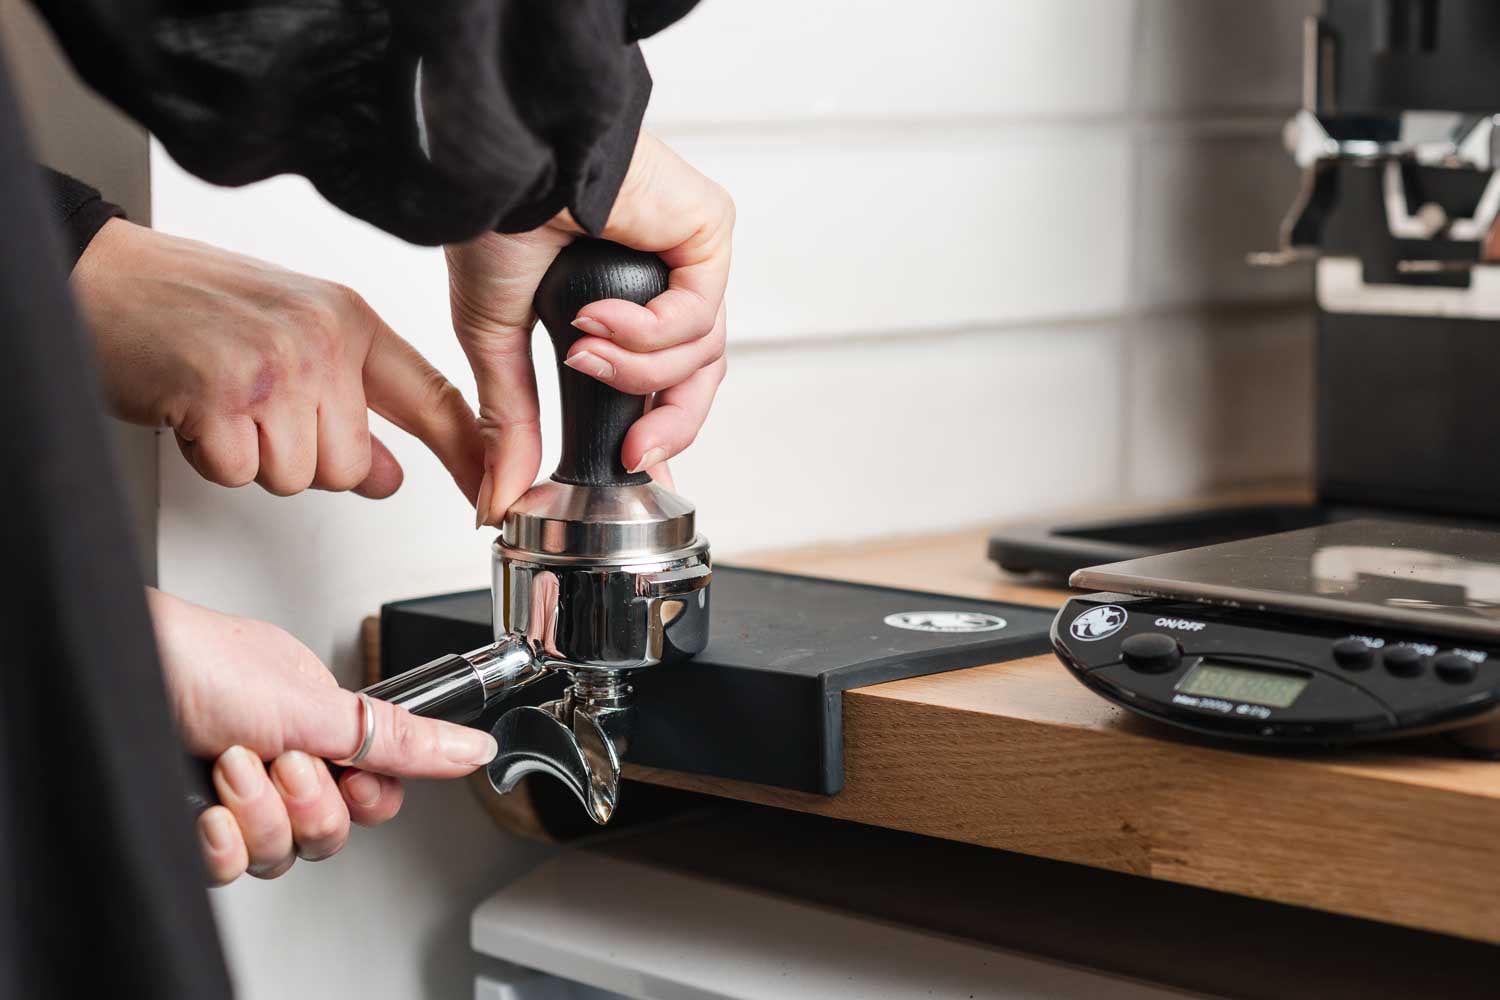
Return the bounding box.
[362,239,711,824]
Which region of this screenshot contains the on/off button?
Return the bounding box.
[1120,632,1182,674]
[1331,638,1375,670]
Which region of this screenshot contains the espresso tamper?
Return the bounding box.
[360,239,711,824]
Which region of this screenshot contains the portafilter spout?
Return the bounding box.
[362,239,711,824]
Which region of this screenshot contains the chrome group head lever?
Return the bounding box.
[361,239,711,825]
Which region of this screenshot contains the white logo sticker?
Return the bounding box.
[1070,605,1128,641]
[884,611,1008,634]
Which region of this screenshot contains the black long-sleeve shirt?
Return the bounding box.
[42,167,124,267]
[29,1,695,245]
[2,3,696,998]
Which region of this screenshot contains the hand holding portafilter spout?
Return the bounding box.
[362,239,712,824]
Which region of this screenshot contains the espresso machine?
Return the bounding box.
[989,0,1500,579]
[349,240,711,825]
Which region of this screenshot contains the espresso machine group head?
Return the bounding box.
[362,239,711,824]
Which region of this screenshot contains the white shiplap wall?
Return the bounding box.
[12,3,1319,999]
[645,0,1315,541]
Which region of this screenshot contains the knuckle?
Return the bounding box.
[329,282,371,320]
[259,471,311,498]
[714,183,736,226]
[320,446,372,492]
[704,328,727,362]
[389,706,421,764]
[421,368,471,419]
[260,323,302,372]
[203,447,258,488]
[298,812,348,853]
[244,809,288,846]
[614,370,655,395]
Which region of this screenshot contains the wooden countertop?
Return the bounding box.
[625,526,1500,947]
[360,497,1500,947]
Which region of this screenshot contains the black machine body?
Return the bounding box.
[1051,593,1500,750]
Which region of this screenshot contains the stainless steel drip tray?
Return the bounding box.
[379,566,1054,795]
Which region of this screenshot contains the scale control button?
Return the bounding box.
[1120,632,1181,674]
[1331,638,1374,670]
[1382,645,1426,677]
[1434,652,1479,685]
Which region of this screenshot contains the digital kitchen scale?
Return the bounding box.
[1051,519,1500,753]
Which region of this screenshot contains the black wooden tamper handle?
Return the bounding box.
[533,239,670,487]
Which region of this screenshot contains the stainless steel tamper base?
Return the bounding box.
[486,479,711,822]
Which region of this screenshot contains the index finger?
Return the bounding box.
[362,323,486,504]
[572,243,730,354]
[285,686,498,781]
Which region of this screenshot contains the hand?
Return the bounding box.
[147,589,498,885]
[73,219,484,501]
[446,131,733,524]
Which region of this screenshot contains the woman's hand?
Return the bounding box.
[446,131,733,525]
[147,589,498,885]
[73,219,484,501]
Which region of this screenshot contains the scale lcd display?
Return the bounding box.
[1176,661,1309,708]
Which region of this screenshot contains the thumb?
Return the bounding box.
[362,323,486,505]
[286,684,498,780]
[446,230,568,526]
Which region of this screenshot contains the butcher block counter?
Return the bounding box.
[362,518,1500,948]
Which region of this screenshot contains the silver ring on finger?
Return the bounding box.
[336,692,377,766]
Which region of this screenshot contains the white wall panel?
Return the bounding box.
[1127,308,1315,498]
[645,0,1138,126]
[679,323,1127,552]
[673,127,1133,343]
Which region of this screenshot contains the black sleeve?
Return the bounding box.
[26,1,699,246]
[40,166,124,271]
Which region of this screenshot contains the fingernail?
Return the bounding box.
[629,447,669,475]
[274,751,319,801]
[220,746,263,801]
[564,350,615,381]
[202,810,235,853]
[474,468,494,530]
[440,726,498,766]
[571,317,612,339]
[345,770,382,808]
